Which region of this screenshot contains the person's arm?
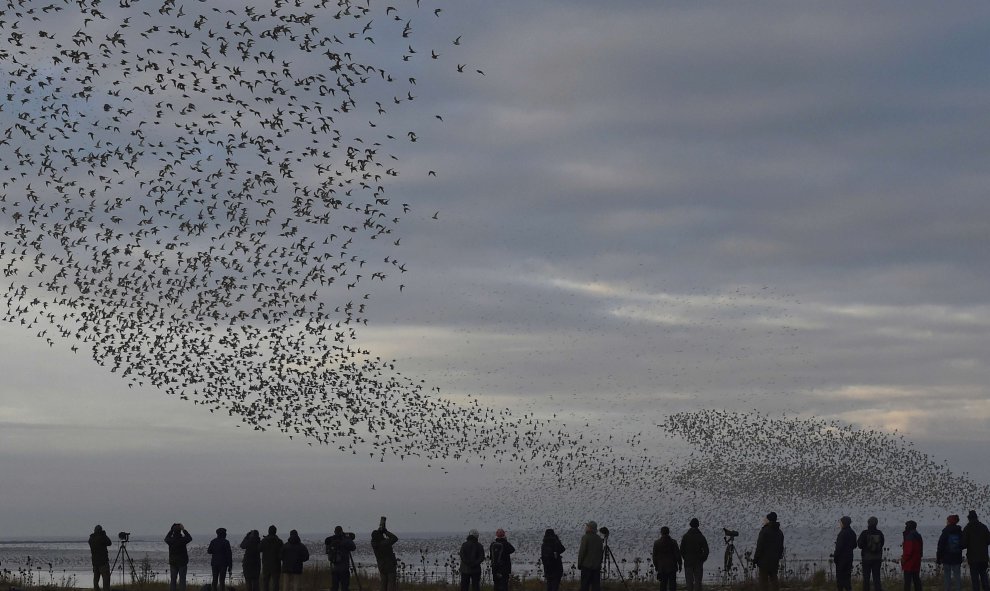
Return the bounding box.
[505,541,515,555]
[386,531,399,546]
[557,540,566,555]
[184,531,192,544]
[302,546,310,563]
[226,541,233,570]
[208,540,216,555]
[701,535,709,562]
[578,536,588,569]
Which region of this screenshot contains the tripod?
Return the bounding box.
[110,539,138,590]
[601,535,630,591]
[723,536,748,579]
[348,553,364,591]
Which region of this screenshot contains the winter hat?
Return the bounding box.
[468,529,479,539]
[94,525,104,533]
[689,518,700,528]
[840,516,852,527]
[766,512,778,523]
[660,526,670,536]
[544,529,556,538]
[948,515,960,525]
[268,525,277,535]
[905,520,917,531]
[586,520,598,531]
[334,526,344,535]
[217,527,227,536]
[495,528,506,539]
[868,517,878,527]
[969,510,979,521]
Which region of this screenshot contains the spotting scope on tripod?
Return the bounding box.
[110,532,138,589]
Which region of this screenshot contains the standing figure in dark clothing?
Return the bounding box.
[835,517,857,591]
[858,517,885,591]
[578,521,604,591]
[209,528,234,591]
[937,515,964,591]
[652,526,683,591]
[166,523,193,591]
[753,513,784,591]
[541,529,566,591]
[241,530,262,591]
[89,525,112,591]
[680,519,709,591]
[325,526,357,591]
[459,530,486,591]
[281,530,310,591]
[902,521,923,591]
[260,526,284,591]
[963,511,990,591]
[372,523,400,591]
[490,529,516,591]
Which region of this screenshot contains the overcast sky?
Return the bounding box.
[2,1,990,537]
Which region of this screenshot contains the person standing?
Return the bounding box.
[281,530,310,591]
[680,518,709,591]
[858,517,885,591]
[241,530,262,591]
[260,526,284,591]
[577,521,604,591]
[937,515,964,591]
[459,530,486,591]
[325,526,356,591]
[902,521,923,591]
[963,511,990,591]
[208,528,234,591]
[652,526,683,591]
[836,517,857,591]
[541,528,566,591]
[88,525,112,591]
[490,529,516,591]
[371,523,399,591]
[165,523,193,591]
[753,512,784,591]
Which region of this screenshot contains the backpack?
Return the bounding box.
[947,532,962,554]
[866,533,883,554]
[325,538,339,564]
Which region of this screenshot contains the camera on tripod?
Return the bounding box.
[118,532,131,542]
[723,528,739,540]
[598,526,610,538]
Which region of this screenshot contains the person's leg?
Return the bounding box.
[179,564,188,591]
[769,566,780,591]
[93,567,100,590]
[471,573,481,591]
[171,566,179,591]
[591,569,601,591]
[220,568,227,591]
[871,562,884,591]
[460,574,469,591]
[341,569,351,591]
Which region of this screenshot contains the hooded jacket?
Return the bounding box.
[165,528,193,566]
[89,529,112,566]
[962,518,990,565]
[260,532,284,572]
[857,525,885,562]
[489,537,515,574]
[753,522,784,571]
[652,535,682,574]
[937,523,964,565]
[901,529,923,573]
[208,532,234,569]
[241,532,262,575]
[679,527,709,566]
[459,534,486,575]
[281,533,310,575]
[541,532,566,578]
[834,525,857,565]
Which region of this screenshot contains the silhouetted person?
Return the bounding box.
[680,518,709,591]
[541,529,566,591]
[835,517,857,591]
[963,511,990,591]
[902,521,923,591]
[577,521,604,591]
[166,523,193,591]
[281,530,310,591]
[241,530,262,591]
[459,530,485,591]
[371,524,399,591]
[260,526,284,591]
[753,513,784,591]
[325,526,356,591]
[88,525,112,591]
[653,526,682,591]
[490,529,515,591]
[937,515,964,591]
[859,517,885,591]
[208,528,233,591]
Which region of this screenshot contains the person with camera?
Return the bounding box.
[325,526,357,591]
[165,523,193,591]
[834,517,857,591]
[241,530,262,591]
[858,517,885,591]
[208,528,234,591]
[371,518,400,591]
[260,525,284,591]
[541,528,566,591]
[653,526,683,591]
[489,529,515,591]
[458,529,486,591]
[281,529,310,591]
[577,521,604,591]
[752,512,784,591]
[88,525,112,591]
[680,519,709,591]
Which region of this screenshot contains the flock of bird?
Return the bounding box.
[0,0,985,525]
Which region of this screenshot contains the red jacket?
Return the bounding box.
[902,531,923,572]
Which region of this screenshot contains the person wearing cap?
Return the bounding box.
[371,521,400,591]
[281,529,310,591]
[963,511,990,591]
[165,522,193,591]
[938,514,965,591]
[459,529,486,591]
[325,526,357,591]
[753,512,784,591]
[652,526,682,591]
[541,528,566,591]
[578,521,604,591]
[835,517,857,591]
[680,518,709,591]
[901,521,923,591]
[260,526,284,591]
[490,529,516,591]
[88,525,112,591]
[208,527,234,591]
[858,516,885,591]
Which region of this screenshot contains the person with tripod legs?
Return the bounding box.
[165,523,193,591]
[325,526,357,591]
[489,529,515,591]
[89,525,112,591]
[680,519,709,591]
[653,527,682,591]
[578,521,604,591]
